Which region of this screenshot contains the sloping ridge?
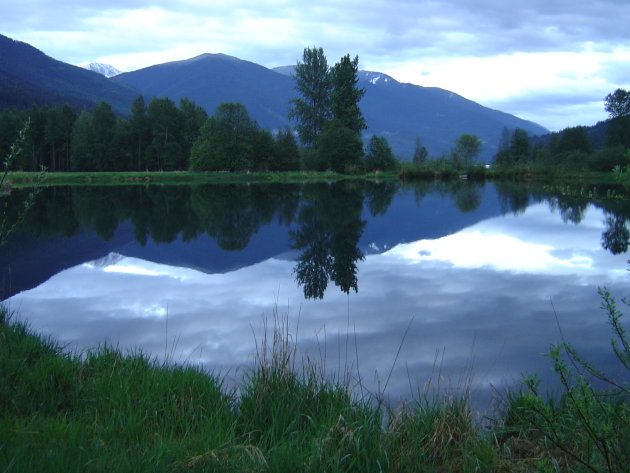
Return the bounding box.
[0,34,138,114]
[114,53,295,130]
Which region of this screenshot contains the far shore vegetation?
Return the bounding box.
[0,46,629,189]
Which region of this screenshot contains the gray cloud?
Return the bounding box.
[2,0,629,129]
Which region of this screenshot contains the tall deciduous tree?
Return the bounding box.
[330,54,366,135]
[605,88,630,118]
[454,133,482,164]
[190,103,258,171]
[289,47,331,147]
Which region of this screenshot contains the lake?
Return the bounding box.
[2,180,629,410]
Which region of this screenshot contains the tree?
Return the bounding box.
[289,47,332,147]
[70,111,94,171]
[179,97,207,162]
[604,89,630,149]
[190,103,258,171]
[605,88,630,118]
[330,54,366,135]
[316,119,363,172]
[494,128,532,166]
[274,127,300,171]
[145,97,183,171]
[91,102,117,170]
[454,133,482,164]
[412,137,429,164]
[364,135,397,171]
[556,126,592,154]
[128,95,149,171]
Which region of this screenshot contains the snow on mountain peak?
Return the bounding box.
[81,62,121,78]
[360,70,395,86]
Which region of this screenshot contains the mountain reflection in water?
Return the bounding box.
[2,181,630,407]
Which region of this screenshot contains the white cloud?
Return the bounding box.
[2,0,630,129]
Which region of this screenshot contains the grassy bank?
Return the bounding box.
[5,165,621,189]
[2,303,628,473]
[4,170,400,187]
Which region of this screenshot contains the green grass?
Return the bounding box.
[1,298,629,472]
[5,170,401,187]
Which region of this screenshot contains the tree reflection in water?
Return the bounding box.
[5,180,630,300]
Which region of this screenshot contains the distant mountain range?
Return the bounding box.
[0,34,138,114]
[0,33,548,159]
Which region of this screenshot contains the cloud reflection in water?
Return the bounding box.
[7,202,628,409]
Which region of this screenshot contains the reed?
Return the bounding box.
[1,298,629,472]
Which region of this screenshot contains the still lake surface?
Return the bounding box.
[2,180,629,408]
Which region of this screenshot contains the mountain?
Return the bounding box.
[0,33,548,159]
[114,53,295,131]
[0,34,138,114]
[115,55,547,160]
[81,62,121,78]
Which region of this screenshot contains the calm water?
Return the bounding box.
[2,181,629,408]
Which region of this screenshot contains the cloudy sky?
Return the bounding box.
[2,0,630,130]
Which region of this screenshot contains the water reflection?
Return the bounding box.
[291,183,366,299]
[4,193,628,407]
[3,181,630,302]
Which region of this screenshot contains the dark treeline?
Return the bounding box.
[493,89,630,173]
[0,97,303,173]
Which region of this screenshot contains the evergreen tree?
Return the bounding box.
[330,54,366,135]
[289,47,332,147]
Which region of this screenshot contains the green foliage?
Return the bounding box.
[290,47,368,172]
[605,88,630,119]
[494,128,532,167]
[3,282,630,473]
[289,47,332,148]
[190,103,258,171]
[330,54,366,135]
[364,135,397,171]
[454,133,482,164]
[500,287,630,473]
[273,127,300,171]
[315,119,363,173]
[1,119,46,244]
